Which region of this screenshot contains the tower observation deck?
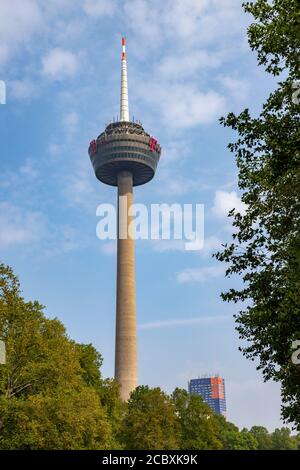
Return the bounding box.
[90,120,160,187]
[88,37,161,401]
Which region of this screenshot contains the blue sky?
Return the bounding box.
[0,0,284,431]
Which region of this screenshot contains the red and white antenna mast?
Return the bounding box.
[120,37,129,122]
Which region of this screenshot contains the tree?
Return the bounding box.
[75,342,125,447]
[0,385,112,449]
[215,415,258,450]
[76,343,103,390]
[120,386,180,450]
[239,428,259,450]
[271,427,298,450]
[172,388,222,450]
[99,378,125,449]
[0,263,113,449]
[215,0,300,429]
[75,343,125,448]
[250,426,272,450]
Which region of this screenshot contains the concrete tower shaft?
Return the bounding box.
[115,171,138,400]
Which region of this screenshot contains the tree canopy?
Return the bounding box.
[0,263,114,449]
[172,388,222,450]
[215,0,300,429]
[0,262,299,449]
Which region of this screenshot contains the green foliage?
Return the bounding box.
[243,0,300,76]
[75,342,103,389]
[215,0,300,429]
[1,263,299,449]
[271,427,298,450]
[0,262,115,449]
[250,426,273,450]
[172,388,222,450]
[0,386,111,449]
[120,386,180,450]
[216,415,258,450]
[99,378,126,449]
[239,428,259,450]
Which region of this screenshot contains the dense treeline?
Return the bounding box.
[0,264,299,450]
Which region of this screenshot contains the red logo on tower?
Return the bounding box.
[89,139,98,155]
[149,137,158,152]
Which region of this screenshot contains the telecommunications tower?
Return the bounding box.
[88,37,161,400]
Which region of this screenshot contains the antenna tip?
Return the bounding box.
[122,37,126,46]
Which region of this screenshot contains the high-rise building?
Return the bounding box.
[188,375,227,417]
[88,38,161,401]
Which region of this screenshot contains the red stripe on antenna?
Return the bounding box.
[122,37,126,46]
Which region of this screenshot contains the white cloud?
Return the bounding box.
[47,142,65,157]
[163,86,225,128]
[0,202,45,247]
[219,75,250,102]
[19,159,38,179]
[125,0,249,132]
[138,82,226,129]
[0,201,84,255]
[41,48,79,79]
[152,239,185,252]
[0,159,39,192]
[0,0,41,66]
[212,190,247,218]
[200,235,223,258]
[138,314,230,330]
[63,111,79,127]
[125,0,247,51]
[157,49,223,81]
[0,44,9,65]
[83,0,116,17]
[54,18,86,43]
[159,140,189,166]
[100,241,117,255]
[44,0,76,10]
[152,235,223,255]
[124,0,164,48]
[166,0,247,47]
[176,265,225,283]
[163,0,209,40]
[156,168,198,196]
[64,172,94,207]
[63,158,103,210]
[9,79,37,100]
[62,111,79,135]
